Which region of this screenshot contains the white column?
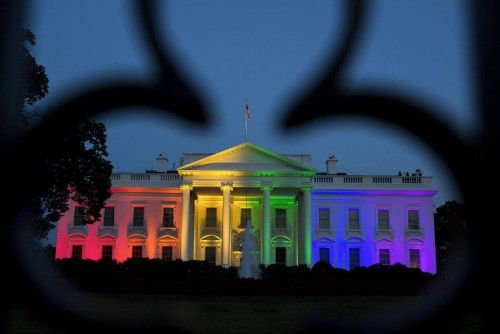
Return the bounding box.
[180,185,191,261]
[221,184,232,267]
[302,187,312,266]
[262,185,272,265]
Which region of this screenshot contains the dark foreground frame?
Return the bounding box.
[1,1,495,332]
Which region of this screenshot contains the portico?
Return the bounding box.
[177,142,315,267]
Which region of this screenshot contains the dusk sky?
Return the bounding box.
[28,0,475,207]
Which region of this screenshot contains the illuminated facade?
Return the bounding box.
[55,142,437,273]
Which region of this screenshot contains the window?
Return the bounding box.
[103,207,115,226]
[348,209,360,230]
[409,249,421,269]
[101,245,113,260]
[161,246,173,261]
[239,208,252,228]
[74,206,84,226]
[408,210,420,230]
[162,208,174,227]
[275,247,286,265]
[71,245,82,259]
[206,208,217,227]
[275,209,287,229]
[319,247,330,263]
[377,210,390,230]
[205,246,216,264]
[379,249,390,266]
[318,208,330,230]
[132,245,143,259]
[349,248,360,270]
[133,207,144,226]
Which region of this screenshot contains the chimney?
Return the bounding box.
[326,155,337,174]
[156,154,168,172]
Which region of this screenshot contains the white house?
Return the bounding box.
[55,142,437,273]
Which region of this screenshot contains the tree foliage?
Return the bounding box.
[19,29,49,112]
[434,200,467,270]
[20,29,112,240]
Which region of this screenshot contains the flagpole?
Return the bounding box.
[244,99,248,142]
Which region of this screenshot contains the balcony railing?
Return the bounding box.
[313,174,433,189]
[111,172,181,186]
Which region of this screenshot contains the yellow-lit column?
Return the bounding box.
[180,184,192,261]
[221,184,232,267]
[262,185,272,265]
[302,186,312,266]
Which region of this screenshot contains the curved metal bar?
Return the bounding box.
[283,0,367,125]
[135,0,207,122]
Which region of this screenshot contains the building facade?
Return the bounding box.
[55,142,437,273]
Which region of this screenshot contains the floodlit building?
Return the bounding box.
[55,142,437,273]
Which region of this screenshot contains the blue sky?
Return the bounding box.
[28,0,475,206]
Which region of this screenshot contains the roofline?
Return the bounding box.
[177,142,316,173]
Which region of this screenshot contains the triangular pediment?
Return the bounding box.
[178,142,315,176]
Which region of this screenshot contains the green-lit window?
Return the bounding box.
[275,209,287,229]
[275,247,286,265]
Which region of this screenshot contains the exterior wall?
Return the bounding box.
[311,192,437,273]
[55,188,182,262]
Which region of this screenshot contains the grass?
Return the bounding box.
[6,294,484,333]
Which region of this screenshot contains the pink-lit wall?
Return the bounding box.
[55,187,183,261]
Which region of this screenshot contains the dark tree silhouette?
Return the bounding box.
[20,29,112,240]
[434,200,467,270]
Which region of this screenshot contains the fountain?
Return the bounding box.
[238,220,261,279]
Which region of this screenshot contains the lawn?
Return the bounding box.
[6,294,483,333]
